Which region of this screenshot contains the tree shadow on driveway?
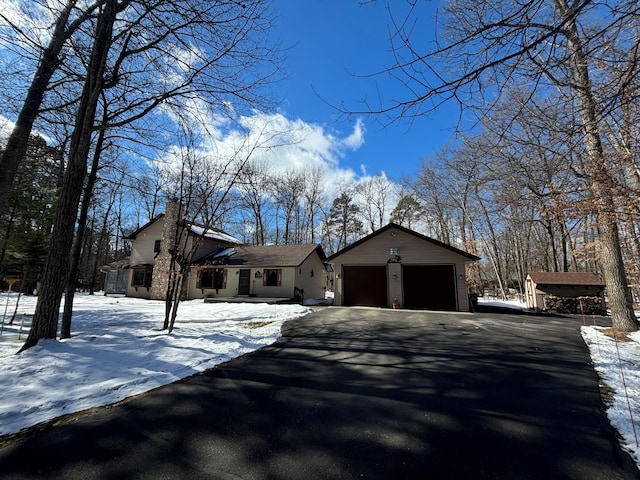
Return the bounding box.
[0,307,637,479]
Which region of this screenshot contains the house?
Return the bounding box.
[328,223,480,311]
[123,202,242,300]
[188,243,328,301]
[525,271,606,312]
[117,202,328,302]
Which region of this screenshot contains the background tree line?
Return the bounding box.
[1,0,638,350]
[4,125,640,315]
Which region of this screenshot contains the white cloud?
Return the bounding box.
[342,117,365,150]
[0,0,56,49]
[0,115,13,147]
[156,107,366,195]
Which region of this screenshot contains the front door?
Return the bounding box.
[238,269,251,295]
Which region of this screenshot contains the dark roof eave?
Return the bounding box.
[327,223,480,261]
[123,214,165,240]
[192,243,326,268]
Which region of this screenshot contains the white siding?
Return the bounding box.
[129,221,164,266]
[295,254,327,300]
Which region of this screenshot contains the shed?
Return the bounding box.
[327,223,480,311]
[525,271,605,312]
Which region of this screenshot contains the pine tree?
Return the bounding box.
[329,193,363,251]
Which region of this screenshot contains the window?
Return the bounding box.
[131,268,153,288]
[197,268,226,289]
[263,269,282,287]
[154,239,161,253]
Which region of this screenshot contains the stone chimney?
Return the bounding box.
[149,201,181,300]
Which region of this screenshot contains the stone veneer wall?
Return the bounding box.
[149,201,180,300]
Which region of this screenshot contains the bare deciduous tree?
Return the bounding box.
[362,0,639,330]
[355,173,393,233]
[15,0,283,350]
[0,0,104,212]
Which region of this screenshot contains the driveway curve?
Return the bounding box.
[0,307,638,479]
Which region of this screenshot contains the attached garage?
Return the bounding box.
[328,223,479,311]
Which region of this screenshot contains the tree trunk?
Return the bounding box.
[21,0,119,351]
[60,119,107,338]
[556,0,637,331]
[0,1,74,211]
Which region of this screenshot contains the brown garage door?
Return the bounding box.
[343,265,388,307]
[403,264,457,310]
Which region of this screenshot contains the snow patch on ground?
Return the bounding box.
[0,293,311,437]
[581,326,640,468]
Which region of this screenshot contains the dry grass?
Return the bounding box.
[598,381,616,405]
[243,321,274,329]
[601,328,632,342]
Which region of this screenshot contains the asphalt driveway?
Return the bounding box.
[1,307,638,479]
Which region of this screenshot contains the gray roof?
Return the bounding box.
[195,244,326,267]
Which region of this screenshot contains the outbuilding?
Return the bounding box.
[525,271,606,313]
[328,223,480,311]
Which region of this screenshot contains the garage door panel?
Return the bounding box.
[403,265,457,310]
[343,265,387,307]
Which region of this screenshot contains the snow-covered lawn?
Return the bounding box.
[0,293,312,438]
[582,325,640,469]
[0,293,638,472]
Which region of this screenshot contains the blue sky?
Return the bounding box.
[0,0,461,188]
[271,0,460,181]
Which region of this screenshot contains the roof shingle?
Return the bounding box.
[195,244,326,267]
[527,271,604,286]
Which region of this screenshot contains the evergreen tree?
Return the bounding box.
[0,136,62,293]
[328,192,363,252]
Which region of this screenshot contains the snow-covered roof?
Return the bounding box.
[123,213,241,245]
[187,224,242,245]
[212,247,236,258]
